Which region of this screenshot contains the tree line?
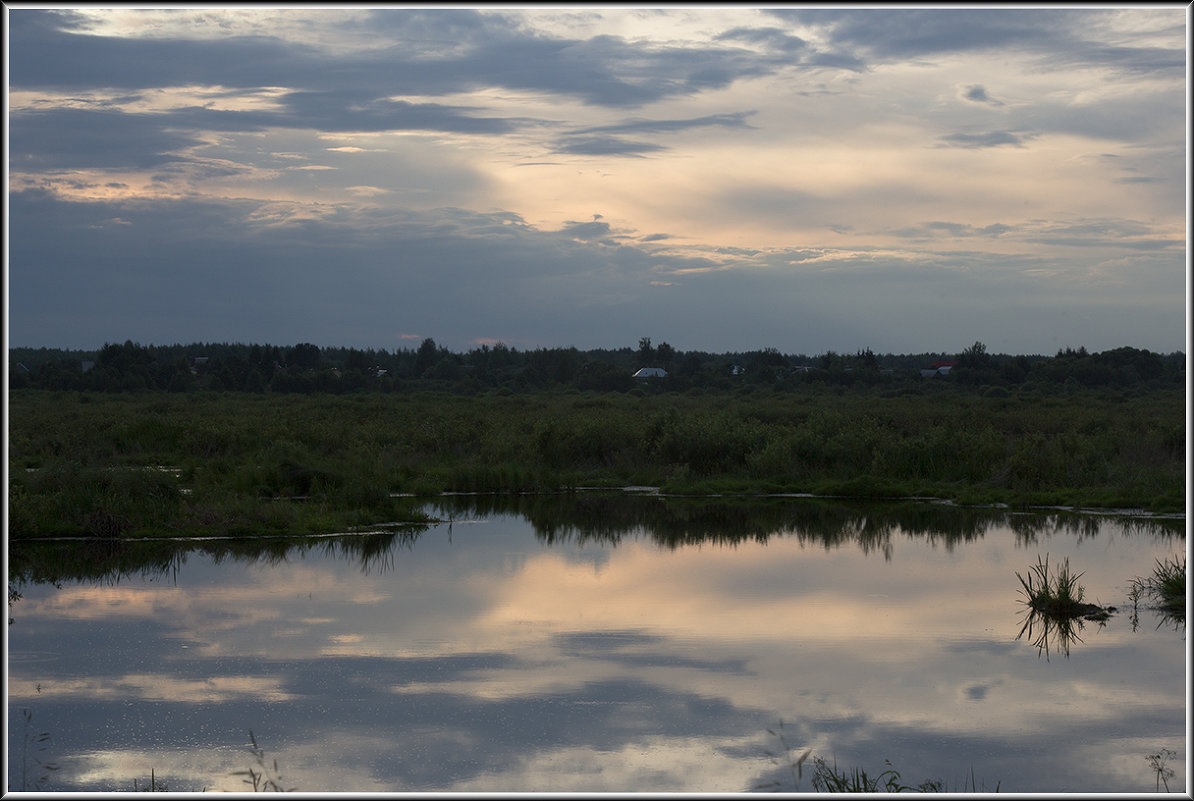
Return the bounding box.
[8,338,1185,394]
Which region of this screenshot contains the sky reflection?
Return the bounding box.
[6,502,1186,793]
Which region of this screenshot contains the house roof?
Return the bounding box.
[633,367,667,378]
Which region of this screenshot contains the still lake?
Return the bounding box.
[7,493,1187,793]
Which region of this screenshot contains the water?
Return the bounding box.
[6,494,1186,793]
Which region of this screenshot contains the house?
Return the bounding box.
[921,360,957,378]
[633,367,667,379]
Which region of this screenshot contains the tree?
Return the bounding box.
[415,338,440,375]
[958,341,991,369]
[855,348,879,370]
[288,343,321,370]
[819,350,841,371]
[637,337,655,364]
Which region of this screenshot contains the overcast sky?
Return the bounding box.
[6,5,1188,355]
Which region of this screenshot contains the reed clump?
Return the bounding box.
[1131,555,1186,619]
[1016,554,1109,620]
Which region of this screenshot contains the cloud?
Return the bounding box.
[554,135,667,156]
[571,111,757,136]
[770,8,1184,79]
[716,26,809,54]
[937,130,1034,148]
[776,8,1062,59]
[9,108,208,170]
[889,221,1015,240]
[963,84,1003,106]
[9,9,787,110]
[6,8,1185,356]
[558,219,614,241]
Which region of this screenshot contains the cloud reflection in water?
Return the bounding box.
[6,497,1185,792]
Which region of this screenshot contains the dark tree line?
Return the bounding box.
[8,338,1185,395]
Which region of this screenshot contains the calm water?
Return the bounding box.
[6,494,1187,793]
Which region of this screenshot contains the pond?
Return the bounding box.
[6,493,1187,793]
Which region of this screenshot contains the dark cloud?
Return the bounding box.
[571,111,756,136]
[9,9,786,109]
[963,84,1003,106]
[889,221,1014,239]
[714,23,863,71]
[554,135,666,156]
[773,9,1062,59]
[965,86,989,102]
[768,8,1183,77]
[9,108,207,170]
[715,26,809,53]
[9,9,325,90]
[8,95,533,177]
[255,92,527,134]
[558,220,613,241]
[938,130,1033,148]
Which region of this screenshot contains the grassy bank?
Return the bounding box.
[7,385,1185,538]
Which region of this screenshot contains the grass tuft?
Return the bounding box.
[1016,554,1095,618]
[231,729,295,792]
[1129,554,1186,627]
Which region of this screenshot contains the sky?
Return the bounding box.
[5,5,1189,355]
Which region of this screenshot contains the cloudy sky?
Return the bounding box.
[6,6,1188,355]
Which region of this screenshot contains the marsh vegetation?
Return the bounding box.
[7,379,1185,543]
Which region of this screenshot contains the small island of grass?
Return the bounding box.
[1017,554,1115,622]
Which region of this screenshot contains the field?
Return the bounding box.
[7,384,1185,539]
